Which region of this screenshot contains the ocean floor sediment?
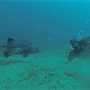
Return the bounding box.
[0,51,89,89]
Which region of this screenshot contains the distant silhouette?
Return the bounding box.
[0,37,39,58]
[68,36,90,61]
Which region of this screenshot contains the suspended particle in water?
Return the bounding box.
[78,32,80,35]
[87,21,89,24]
[80,30,84,33]
[86,19,90,24]
[79,36,82,38]
[48,37,52,40]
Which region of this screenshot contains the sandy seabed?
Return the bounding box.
[0,51,90,90]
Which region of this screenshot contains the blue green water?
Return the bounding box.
[0,1,90,51]
[0,1,90,89]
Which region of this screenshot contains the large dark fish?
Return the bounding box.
[68,37,90,61]
[0,37,39,58]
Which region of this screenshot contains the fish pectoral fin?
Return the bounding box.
[4,51,12,58]
[23,53,29,58]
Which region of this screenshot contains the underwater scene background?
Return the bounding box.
[0,1,90,51]
[0,0,90,89]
